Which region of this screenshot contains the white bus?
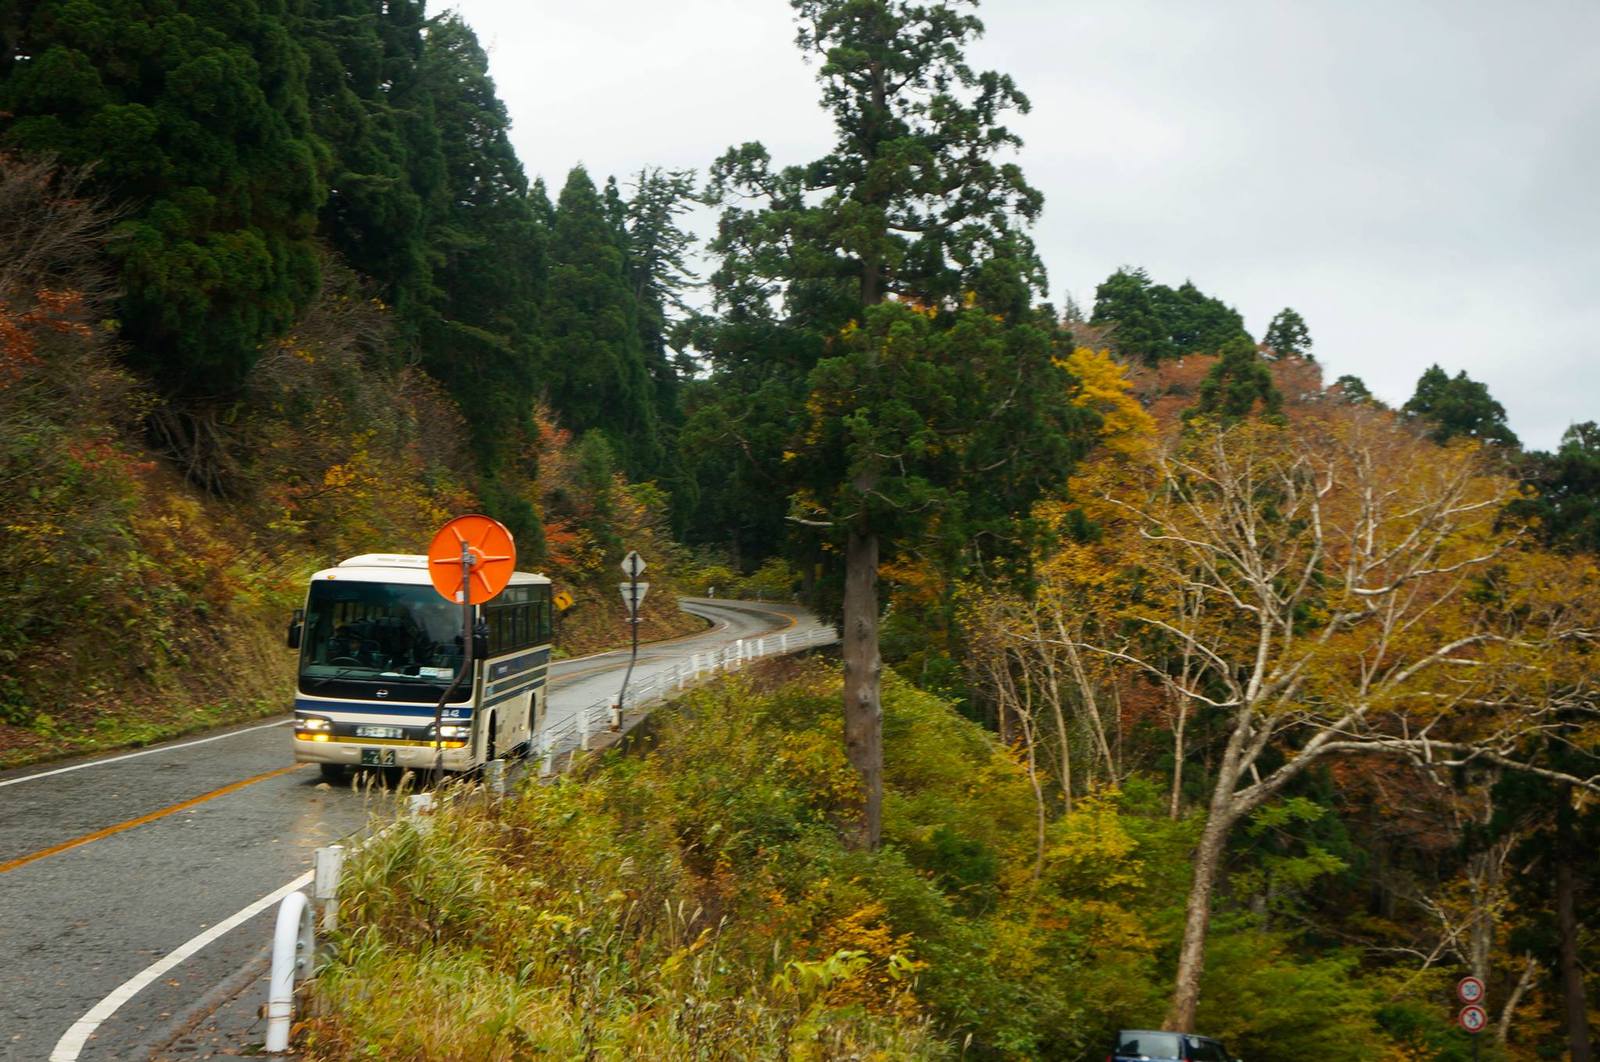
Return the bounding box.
[287,554,554,780]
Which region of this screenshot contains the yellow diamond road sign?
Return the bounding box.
[553,590,574,612]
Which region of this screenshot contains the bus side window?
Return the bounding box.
[487,605,505,656]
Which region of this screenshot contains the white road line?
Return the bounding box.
[49,869,313,1062]
[0,720,291,789]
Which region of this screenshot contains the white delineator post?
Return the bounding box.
[313,844,344,931]
[264,891,316,1054]
[484,757,506,798]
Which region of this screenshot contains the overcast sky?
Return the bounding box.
[452,0,1599,451]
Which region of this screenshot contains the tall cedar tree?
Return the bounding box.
[302,0,440,356]
[1402,363,1519,448]
[623,170,698,433]
[416,14,547,543]
[542,166,662,479]
[707,0,1074,849]
[0,0,324,399]
[623,167,699,529]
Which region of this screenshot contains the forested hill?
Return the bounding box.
[0,2,716,760]
[4,0,1599,1054]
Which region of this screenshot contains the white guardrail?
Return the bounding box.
[263,616,836,1053]
[536,622,839,774]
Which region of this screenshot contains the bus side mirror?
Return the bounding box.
[287,609,304,650]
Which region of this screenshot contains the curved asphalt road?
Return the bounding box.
[0,598,815,1061]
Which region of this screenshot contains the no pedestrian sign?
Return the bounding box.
[1458,1004,1487,1033]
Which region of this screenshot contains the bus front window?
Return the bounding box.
[299,582,465,686]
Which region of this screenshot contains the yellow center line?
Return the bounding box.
[0,764,309,875]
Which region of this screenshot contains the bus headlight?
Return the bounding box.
[295,716,333,741]
[430,724,470,740]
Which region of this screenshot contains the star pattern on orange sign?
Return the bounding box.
[427,514,516,604]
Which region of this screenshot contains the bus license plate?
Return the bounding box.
[360,748,397,766]
[356,725,404,739]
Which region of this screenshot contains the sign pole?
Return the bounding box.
[423,514,514,786]
[614,551,647,730]
[615,577,639,729]
[431,540,475,782]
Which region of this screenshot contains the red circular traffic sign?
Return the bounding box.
[1458,1004,1487,1033]
[427,515,516,604]
[1456,975,1485,1004]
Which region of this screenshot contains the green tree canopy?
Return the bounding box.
[1402,363,1519,447]
[1,0,326,398]
[542,166,661,478]
[1332,373,1375,404]
[697,0,1087,849]
[302,0,440,355]
[1517,422,1600,553]
[1090,268,1250,364]
[1263,306,1312,360]
[1188,336,1283,422]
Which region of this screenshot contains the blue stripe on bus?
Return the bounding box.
[486,666,547,697]
[294,697,473,719]
[486,646,551,683]
[482,677,545,708]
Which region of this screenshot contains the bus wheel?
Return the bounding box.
[319,763,345,784]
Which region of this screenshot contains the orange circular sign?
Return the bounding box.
[427,515,516,604]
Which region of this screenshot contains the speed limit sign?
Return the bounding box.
[1457,976,1485,1004]
[1458,1004,1487,1033]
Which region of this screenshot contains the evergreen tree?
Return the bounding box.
[542,166,661,478]
[1,0,326,400]
[1188,335,1283,421]
[416,13,547,543]
[1402,364,1519,447]
[1516,422,1600,553]
[623,167,700,423]
[1090,268,1174,363]
[1158,279,1250,357]
[703,0,1083,849]
[301,0,440,354]
[1332,373,1374,404]
[1090,267,1249,364]
[1263,306,1313,360]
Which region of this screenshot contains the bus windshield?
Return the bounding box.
[299,581,465,686]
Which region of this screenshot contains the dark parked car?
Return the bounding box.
[1110,1029,1239,1062]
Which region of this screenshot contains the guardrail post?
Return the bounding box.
[313,844,344,932]
[484,758,506,798]
[579,706,592,750]
[264,891,315,1054]
[540,730,555,777]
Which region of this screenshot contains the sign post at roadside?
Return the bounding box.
[613,551,647,730]
[425,515,515,779]
[1456,975,1487,1058]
